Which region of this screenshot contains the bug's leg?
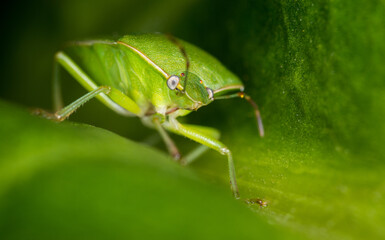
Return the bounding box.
[179,124,221,165]
[36,86,111,121]
[53,60,63,111]
[163,118,240,198]
[54,52,142,116]
[152,116,181,160]
[182,145,209,165]
[54,86,111,121]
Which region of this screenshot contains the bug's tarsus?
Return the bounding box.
[31,108,62,121]
[165,34,190,92]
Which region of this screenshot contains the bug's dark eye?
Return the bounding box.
[206,87,214,100]
[167,75,180,90]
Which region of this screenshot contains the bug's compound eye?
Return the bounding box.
[167,75,180,90]
[206,87,214,100]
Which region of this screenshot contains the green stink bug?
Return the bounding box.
[37,33,264,198]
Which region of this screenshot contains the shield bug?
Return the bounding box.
[37,33,264,198]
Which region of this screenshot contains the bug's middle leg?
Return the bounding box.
[152,119,219,164]
[152,115,181,160]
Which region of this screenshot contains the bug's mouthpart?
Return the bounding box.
[214,92,265,137]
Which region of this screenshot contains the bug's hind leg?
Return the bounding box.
[54,86,111,121]
[53,60,63,111]
[153,116,181,160]
[34,86,111,121]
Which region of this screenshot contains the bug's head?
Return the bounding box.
[167,71,214,106]
[165,34,264,137]
[165,34,213,107]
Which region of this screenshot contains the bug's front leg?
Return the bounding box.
[163,118,240,198]
[177,124,220,166]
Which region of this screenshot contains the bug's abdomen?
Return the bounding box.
[65,42,173,114]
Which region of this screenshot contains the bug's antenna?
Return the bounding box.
[166,34,190,92]
[215,92,265,137]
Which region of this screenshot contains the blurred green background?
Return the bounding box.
[1,0,385,239]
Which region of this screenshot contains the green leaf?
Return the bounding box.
[1,0,385,239]
[0,101,294,240]
[181,1,385,240]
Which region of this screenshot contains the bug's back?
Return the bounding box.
[119,34,243,91]
[62,34,243,115]
[64,40,181,115]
